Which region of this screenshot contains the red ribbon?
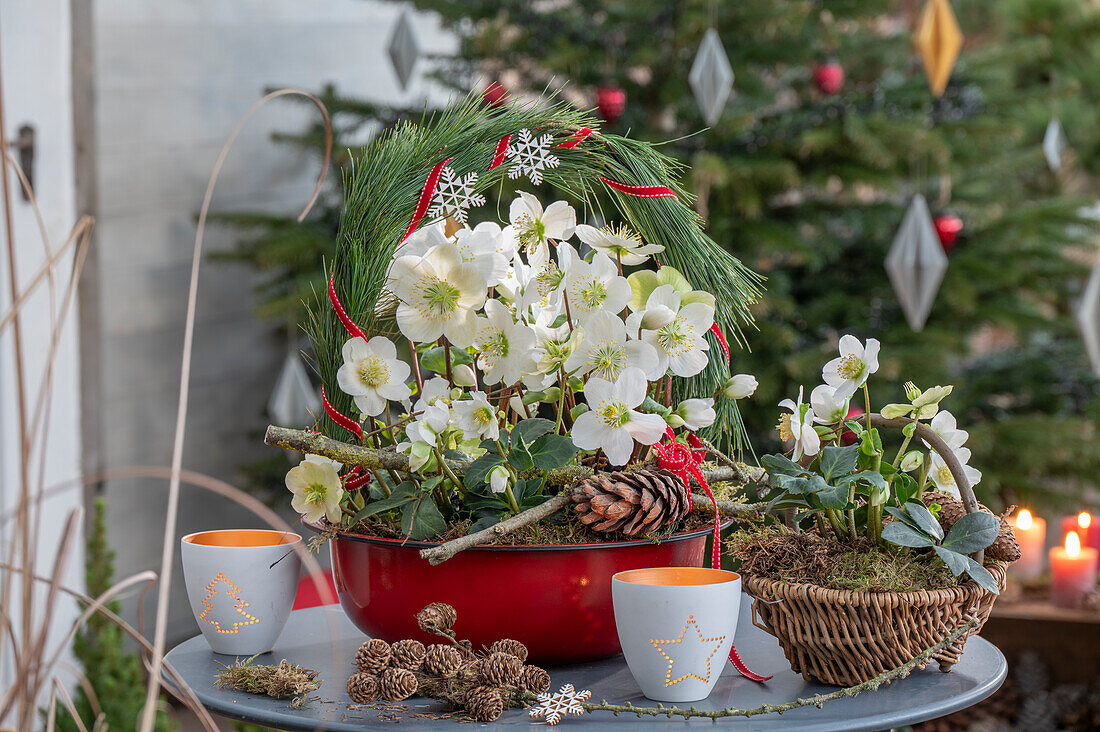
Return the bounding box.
[489,135,512,169]
[600,176,679,200]
[400,157,453,244]
[655,435,772,683]
[558,127,598,150]
[329,275,365,340]
[708,322,730,364]
[321,386,363,440]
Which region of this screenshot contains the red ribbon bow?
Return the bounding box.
[654,434,772,683]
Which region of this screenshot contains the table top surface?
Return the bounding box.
[165,595,1006,731]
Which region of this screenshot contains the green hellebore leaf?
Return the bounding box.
[814,478,849,510]
[530,433,578,470]
[761,453,806,478]
[882,520,936,548]
[932,545,970,576]
[402,494,447,540]
[508,437,535,472]
[465,453,504,488]
[512,418,555,444]
[521,390,546,405]
[419,345,472,374]
[905,500,945,541]
[570,403,590,420]
[819,444,859,481]
[963,557,1000,595]
[943,512,999,553]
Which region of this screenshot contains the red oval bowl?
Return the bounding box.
[324,524,720,664]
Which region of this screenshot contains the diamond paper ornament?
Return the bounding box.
[1043,118,1067,173]
[885,194,948,332]
[387,9,420,91]
[1076,259,1100,378]
[914,0,963,97]
[268,350,319,427]
[689,29,734,126]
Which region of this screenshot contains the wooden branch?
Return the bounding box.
[577,617,980,720]
[856,414,984,563]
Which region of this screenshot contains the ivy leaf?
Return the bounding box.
[469,513,504,533]
[820,444,859,481]
[402,495,447,540]
[353,481,416,522]
[465,453,503,489]
[762,453,806,478]
[943,512,999,554]
[530,433,577,469]
[882,520,936,548]
[905,501,945,541]
[512,418,555,444]
[814,478,849,510]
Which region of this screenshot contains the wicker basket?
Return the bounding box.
[741,413,1014,686]
[743,564,1007,686]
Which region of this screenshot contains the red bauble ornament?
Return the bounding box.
[483,80,509,108]
[934,214,963,252]
[841,405,863,446]
[596,85,627,124]
[813,61,845,95]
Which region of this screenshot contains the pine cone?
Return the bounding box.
[378,667,419,702]
[417,602,458,634]
[391,639,427,671]
[464,685,504,722]
[571,469,691,535]
[355,638,392,674]
[346,672,379,704]
[478,652,522,686]
[925,491,1021,563]
[518,665,551,694]
[488,638,528,662]
[423,644,464,677]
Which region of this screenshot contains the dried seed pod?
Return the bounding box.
[354,638,392,674]
[518,664,551,694]
[423,644,464,677]
[479,651,522,686]
[488,638,528,662]
[346,672,379,704]
[391,638,427,671]
[464,685,504,722]
[379,667,419,701]
[416,602,458,634]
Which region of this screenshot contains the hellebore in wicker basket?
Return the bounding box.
[346,603,553,722]
[732,336,1020,686]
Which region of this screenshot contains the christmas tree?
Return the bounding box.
[223,0,1100,511]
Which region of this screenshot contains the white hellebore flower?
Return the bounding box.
[286,458,344,524]
[454,222,515,287]
[574,223,664,266]
[388,241,487,347]
[928,447,982,499]
[560,247,632,323]
[508,192,576,255]
[676,398,716,431]
[304,453,342,471]
[778,387,821,460]
[452,364,477,387]
[398,402,451,472]
[571,367,667,466]
[398,221,452,258]
[723,374,759,400]
[336,336,412,417]
[473,299,536,386]
[627,284,714,378]
[452,391,500,442]
[414,376,452,411]
[563,310,660,381]
[929,410,969,451]
[531,308,580,376]
[900,451,925,473]
[822,334,881,400]
[881,381,952,420]
[810,384,850,424]
[487,464,511,494]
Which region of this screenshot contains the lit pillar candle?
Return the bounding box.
[1049,531,1098,608]
[1009,509,1046,578]
[1060,512,1100,553]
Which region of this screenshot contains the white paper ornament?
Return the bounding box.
[268,351,320,427]
[885,194,948,332]
[1043,118,1067,173]
[1076,259,1100,378]
[689,29,734,126]
[388,9,421,91]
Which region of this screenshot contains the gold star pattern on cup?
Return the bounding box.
[650,614,726,686]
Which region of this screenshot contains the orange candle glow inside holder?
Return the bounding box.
[1060,511,1100,553]
[1009,509,1046,579]
[1049,531,1098,609]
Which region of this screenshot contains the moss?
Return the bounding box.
[727,525,959,593]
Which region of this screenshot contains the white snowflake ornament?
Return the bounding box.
[428,166,485,224]
[507,128,560,185]
[528,683,590,725]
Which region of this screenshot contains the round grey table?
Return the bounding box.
[165,595,1005,731]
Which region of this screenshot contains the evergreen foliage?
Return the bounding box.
[222,0,1100,511]
[55,499,174,732]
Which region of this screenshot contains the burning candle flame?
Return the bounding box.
[1066,531,1081,558]
[1079,512,1092,530]
[1017,509,1033,530]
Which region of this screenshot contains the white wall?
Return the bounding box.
[91,0,457,639]
[0,0,84,716]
